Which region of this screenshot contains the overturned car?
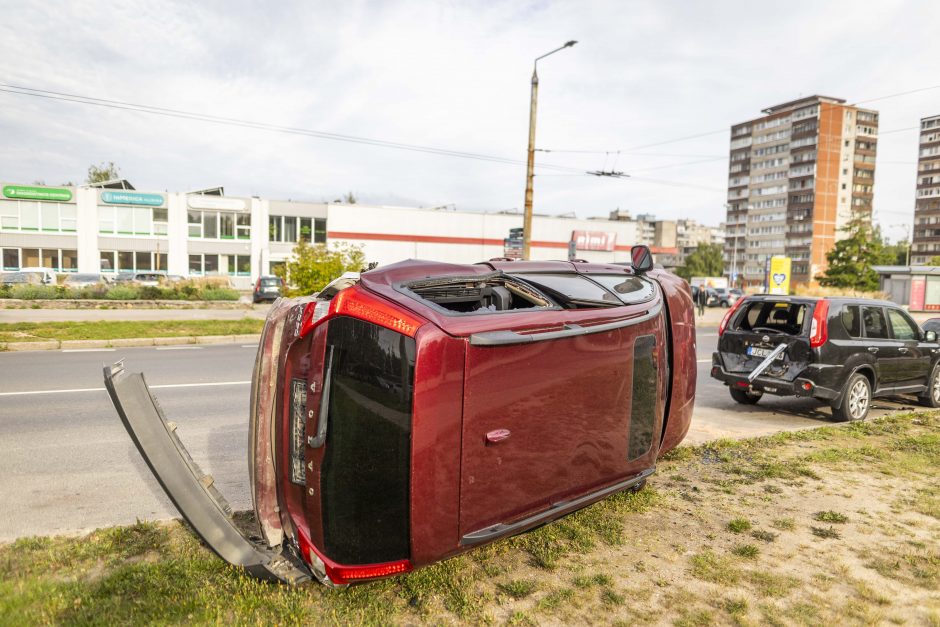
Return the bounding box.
[105,248,695,587]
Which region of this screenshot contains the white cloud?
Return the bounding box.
[0,0,937,234]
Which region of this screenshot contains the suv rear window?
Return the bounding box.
[735,301,806,336]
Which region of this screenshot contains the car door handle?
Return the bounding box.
[868,347,879,353]
[469,301,662,346]
[898,347,909,353]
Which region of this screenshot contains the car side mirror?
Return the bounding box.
[631,245,654,274]
[926,330,937,343]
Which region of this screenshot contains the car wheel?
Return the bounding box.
[721,300,730,308]
[917,365,940,408]
[730,387,762,404]
[832,373,871,422]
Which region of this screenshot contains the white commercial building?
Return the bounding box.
[1,180,647,288]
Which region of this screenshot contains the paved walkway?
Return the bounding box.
[0,306,271,322]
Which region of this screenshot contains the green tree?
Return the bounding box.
[676,243,724,281]
[883,239,910,266]
[928,256,940,266]
[276,240,366,295]
[820,217,893,291]
[86,161,121,184]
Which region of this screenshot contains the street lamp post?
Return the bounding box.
[522,40,577,261]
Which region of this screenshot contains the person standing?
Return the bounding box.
[696,286,707,317]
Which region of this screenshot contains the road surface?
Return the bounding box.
[0,330,919,541]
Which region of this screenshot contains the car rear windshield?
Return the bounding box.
[734,300,807,336]
[260,278,281,287]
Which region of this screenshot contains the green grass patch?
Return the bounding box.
[497,579,537,599]
[0,319,263,343]
[689,551,741,585]
[813,511,848,524]
[727,518,752,533]
[811,526,841,539]
[731,544,760,559]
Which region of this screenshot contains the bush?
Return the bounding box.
[104,286,140,300]
[200,288,240,301]
[9,285,62,300]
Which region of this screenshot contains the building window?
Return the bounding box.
[4,247,77,272]
[0,201,77,233]
[188,210,249,240]
[269,215,327,244]
[2,248,19,270]
[98,206,162,237]
[99,250,165,273]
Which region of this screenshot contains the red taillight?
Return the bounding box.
[328,560,413,584]
[718,297,745,336]
[809,299,829,348]
[255,277,261,291]
[299,286,426,338]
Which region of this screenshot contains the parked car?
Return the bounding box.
[1,271,48,286]
[922,318,940,336]
[253,275,285,303]
[105,248,696,586]
[17,267,57,284]
[711,295,940,422]
[63,273,111,289]
[708,287,738,308]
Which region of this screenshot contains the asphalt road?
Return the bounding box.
[0,329,921,541]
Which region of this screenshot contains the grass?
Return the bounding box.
[2,409,939,624]
[0,319,263,343]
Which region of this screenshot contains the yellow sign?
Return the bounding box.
[768,256,791,295]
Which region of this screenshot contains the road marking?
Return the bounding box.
[241,344,257,348]
[155,346,203,351]
[0,380,250,398]
[62,348,116,353]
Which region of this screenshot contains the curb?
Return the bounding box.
[2,334,261,352]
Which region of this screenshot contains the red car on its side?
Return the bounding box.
[105,246,695,586]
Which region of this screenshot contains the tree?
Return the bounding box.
[276,240,366,295]
[883,239,910,266]
[86,161,121,184]
[819,217,893,292]
[928,256,940,266]
[676,243,724,281]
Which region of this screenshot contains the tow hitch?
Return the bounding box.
[103,361,311,584]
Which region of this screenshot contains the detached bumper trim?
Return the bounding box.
[104,361,311,584]
[710,361,838,400]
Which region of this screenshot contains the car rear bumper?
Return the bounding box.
[709,354,839,401]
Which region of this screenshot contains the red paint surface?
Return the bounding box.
[911,277,926,311]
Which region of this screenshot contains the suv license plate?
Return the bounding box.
[747,346,783,359]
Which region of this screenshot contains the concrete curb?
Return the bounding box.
[1,334,261,352]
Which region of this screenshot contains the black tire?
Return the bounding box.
[730,387,762,404]
[917,364,940,408]
[721,300,730,308]
[831,373,871,422]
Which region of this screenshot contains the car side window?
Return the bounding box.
[841,305,861,338]
[887,308,919,341]
[862,307,888,339]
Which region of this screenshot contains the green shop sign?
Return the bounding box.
[100,191,164,206]
[2,185,72,202]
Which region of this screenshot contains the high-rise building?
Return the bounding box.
[725,96,878,287]
[910,115,940,265]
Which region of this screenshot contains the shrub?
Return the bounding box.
[9,285,61,300]
[105,286,140,300]
[200,288,240,301]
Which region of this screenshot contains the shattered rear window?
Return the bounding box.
[735,301,807,336]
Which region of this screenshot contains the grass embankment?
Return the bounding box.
[1,412,939,624]
[0,319,263,344]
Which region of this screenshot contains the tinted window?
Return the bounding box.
[260,278,281,287]
[862,307,888,339]
[585,275,655,304]
[841,305,861,338]
[887,308,919,340]
[511,273,619,305]
[736,301,806,336]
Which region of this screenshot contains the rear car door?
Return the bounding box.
[457,273,666,539]
[886,307,930,387]
[861,306,898,386]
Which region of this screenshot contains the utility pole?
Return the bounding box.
[522,40,577,260]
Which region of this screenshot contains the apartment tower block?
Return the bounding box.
[725,96,878,287]
[910,115,940,264]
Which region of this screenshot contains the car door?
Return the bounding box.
[886,307,930,387]
[861,306,897,387]
[457,273,667,538]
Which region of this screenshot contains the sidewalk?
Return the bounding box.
[0,306,270,323]
[1,334,262,352]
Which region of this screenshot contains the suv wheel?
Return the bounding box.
[917,365,940,408]
[730,387,762,404]
[832,373,871,422]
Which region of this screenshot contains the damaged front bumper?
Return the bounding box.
[104,356,312,585]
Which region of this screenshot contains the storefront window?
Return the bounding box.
[2,248,19,270]
[204,254,219,274]
[155,253,167,271]
[118,251,134,272]
[220,212,235,239]
[22,248,40,266]
[42,250,58,270]
[189,254,203,275]
[136,251,152,271]
[203,212,218,239]
[236,213,251,239]
[61,250,78,271]
[101,251,116,272]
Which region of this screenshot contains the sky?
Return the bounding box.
[1,0,938,240]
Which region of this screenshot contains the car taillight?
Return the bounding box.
[328,560,413,584]
[809,299,829,348]
[255,277,261,291]
[718,297,745,336]
[300,287,425,338]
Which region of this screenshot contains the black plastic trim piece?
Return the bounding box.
[307,346,333,448]
[103,361,311,584]
[460,468,655,546]
[469,301,663,346]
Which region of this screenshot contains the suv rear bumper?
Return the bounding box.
[709,355,840,401]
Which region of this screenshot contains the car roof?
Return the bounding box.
[742,294,898,307]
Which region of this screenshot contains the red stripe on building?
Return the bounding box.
[330,231,574,249]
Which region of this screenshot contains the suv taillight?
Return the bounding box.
[809,299,829,348]
[718,297,745,336]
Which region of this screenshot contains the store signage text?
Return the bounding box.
[187,196,247,211]
[100,191,165,206]
[571,230,616,252]
[3,185,72,202]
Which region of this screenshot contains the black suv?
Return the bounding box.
[711,295,940,421]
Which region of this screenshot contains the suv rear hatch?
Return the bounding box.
[718,299,814,382]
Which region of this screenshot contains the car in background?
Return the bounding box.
[63,273,111,289]
[105,247,696,586]
[922,318,940,336]
[253,275,285,303]
[1,271,48,286]
[18,267,57,284]
[711,295,940,421]
[708,287,738,308]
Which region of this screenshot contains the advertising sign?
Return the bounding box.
[188,196,247,211]
[767,256,792,295]
[100,191,165,206]
[2,185,72,202]
[911,277,926,311]
[571,230,616,252]
[690,277,728,290]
